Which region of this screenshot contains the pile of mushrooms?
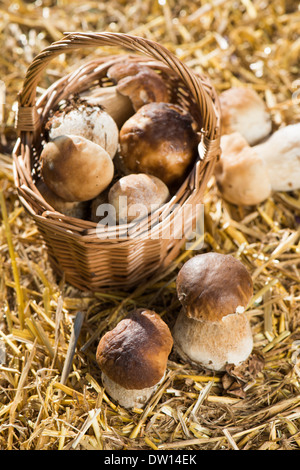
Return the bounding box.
[215,86,300,206]
[39,61,200,222]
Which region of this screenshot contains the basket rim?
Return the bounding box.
[13,32,221,241]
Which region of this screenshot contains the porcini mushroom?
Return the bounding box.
[215,123,300,206]
[108,173,170,224]
[41,135,114,202]
[96,309,173,409]
[220,87,272,145]
[119,102,199,187]
[47,104,119,159]
[79,86,134,128]
[107,61,170,111]
[214,132,272,206]
[173,253,253,371]
[36,179,88,219]
[254,122,300,192]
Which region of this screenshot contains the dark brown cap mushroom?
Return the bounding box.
[96,308,173,408]
[107,61,170,111]
[41,135,114,202]
[119,102,199,187]
[173,253,253,371]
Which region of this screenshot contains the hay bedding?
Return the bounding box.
[0,0,300,451]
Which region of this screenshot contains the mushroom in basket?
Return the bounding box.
[40,134,114,202]
[107,61,170,112]
[96,308,173,409]
[119,102,199,187]
[108,173,170,224]
[173,253,254,371]
[46,103,119,159]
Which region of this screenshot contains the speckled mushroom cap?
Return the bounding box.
[176,253,253,322]
[96,309,173,390]
[107,61,170,111]
[119,102,199,186]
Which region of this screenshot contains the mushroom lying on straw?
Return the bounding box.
[173,253,254,371]
[96,309,173,409]
[219,87,272,145]
[215,123,300,206]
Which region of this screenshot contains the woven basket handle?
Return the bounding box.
[16,32,220,141]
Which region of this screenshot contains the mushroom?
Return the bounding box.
[79,86,134,128]
[119,102,199,187]
[107,61,170,111]
[215,123,300,206]
[253,122,300,192]
[36,179,88,219]
[47,104,119,159]
[96,309,173,409]
[214,132,272,206]
[41,135,114,202]
[219,87,272,145]
[108,173,170,224]
[173,253,253,371]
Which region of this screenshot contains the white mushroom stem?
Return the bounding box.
[173,309,253,372]
[101,372,165,409]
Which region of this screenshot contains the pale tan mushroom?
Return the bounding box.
[107,61,170,111]
[79,86,134,128]
[173,253,253,371]
[119,102,199,187]
[41,135,114,202]
[215,132,272,206]
[215,123,300,206]
[254,123,300,192]
[47,104,119,159]
[220,87,272,145]
[96,309,173,409]
[36,179,88,219]
[108,173,170,224]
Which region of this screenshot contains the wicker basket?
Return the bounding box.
[12,32,221,291]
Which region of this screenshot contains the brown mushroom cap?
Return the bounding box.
[41,135,114,202]
[107,61,169,111]
[108,173,170,223]
[119,102,199,186]
[176,253,253,322]
[96,309,173,390]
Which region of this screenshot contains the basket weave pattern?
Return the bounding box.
[13,32,221,290]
